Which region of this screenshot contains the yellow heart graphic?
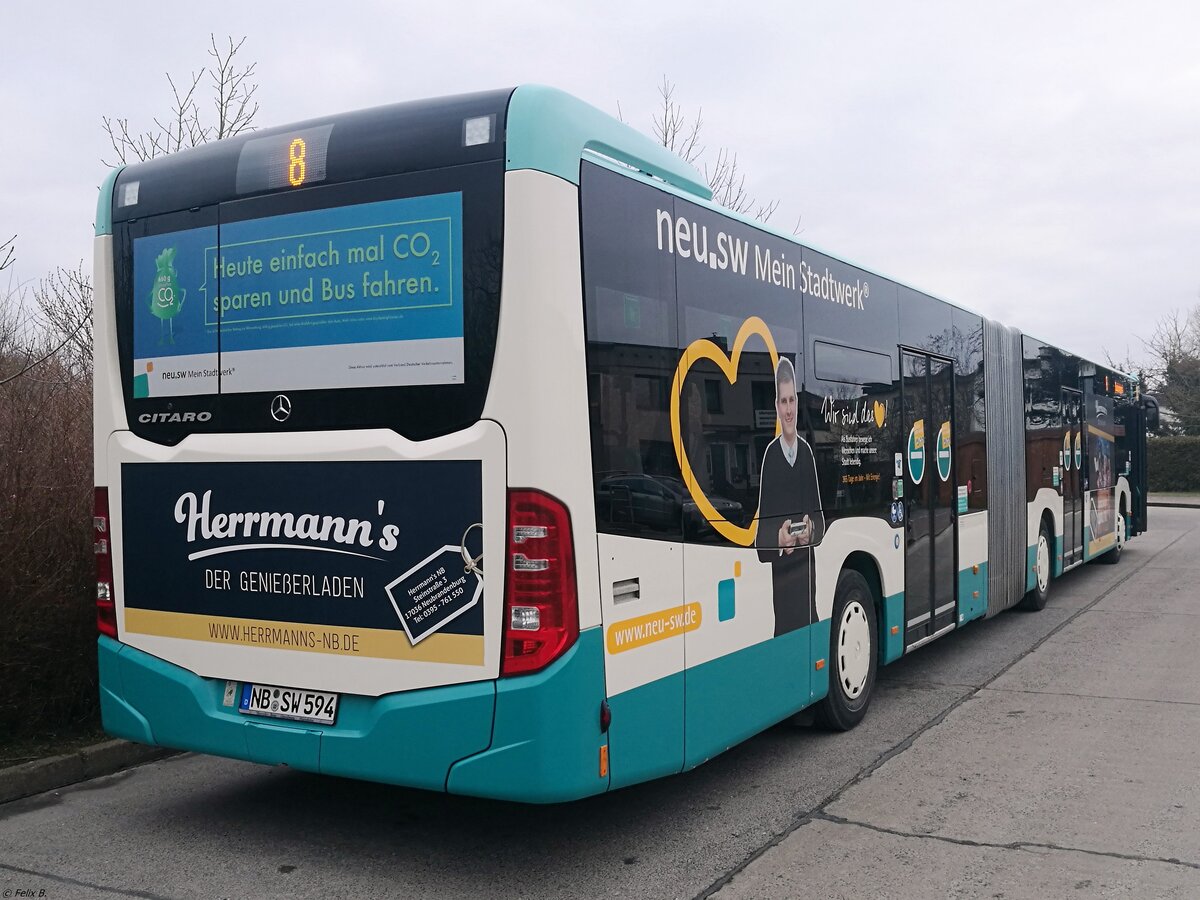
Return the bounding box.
[873,400,886,428]
[670,316,780,547]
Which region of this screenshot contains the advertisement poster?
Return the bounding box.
[1087,395,1117,556]
[120,460,485,665]
[131,193,464,397]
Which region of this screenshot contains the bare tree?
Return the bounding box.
[3,36,261,388]
[705,148,779,224]
[10,35,262,384]
[0,262,95,390]
[626,77,780,223]
[2,39,267,741]
[649,77,704,166]
[103,34,259,166]
[0,238,35,384]
[0,285,25,377]
[0,235,14,273]
[208,35,260,140]
[33,265,93,376]
[1109,299,1200,434]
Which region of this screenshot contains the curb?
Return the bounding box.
[0,740,177,805]
[1148,501,1200,509]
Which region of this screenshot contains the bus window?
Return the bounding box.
[813,341,892,386]
[582,164,683,541]
[114,163,504,444]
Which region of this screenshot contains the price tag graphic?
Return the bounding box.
[386,544,484,645]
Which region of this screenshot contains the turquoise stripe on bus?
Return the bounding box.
[606,670,685,789]
[603,627,814,778]
[505,85,709,197]
[98,634,498,793]
[685,625,813,770]
[446,627,609,803]
[957,562,988,625]
[882,591,905,663]
[94,167,123,237]
[98,635,154,743]
[811,617,831,699]
[245,719,320,770]
[321,683,493,792]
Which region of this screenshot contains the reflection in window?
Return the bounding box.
[751,380,775,416]
[734,444,749,482]
[813,340,892,385]
[635,375,670,411]
[582,162,684,541]
[704,379,723,414]
[680,350,794,535]
[588,287,675,348]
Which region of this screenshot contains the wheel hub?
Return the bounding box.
[1036,535,1049,592]
[838,600,871,699]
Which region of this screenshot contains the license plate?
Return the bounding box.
[238,683,338,725]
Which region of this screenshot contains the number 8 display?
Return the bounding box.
[288,137,307,187]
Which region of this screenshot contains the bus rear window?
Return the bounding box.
[133,193,465,398]
[114,162,503,443]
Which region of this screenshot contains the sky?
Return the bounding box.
[2,0,1198,367]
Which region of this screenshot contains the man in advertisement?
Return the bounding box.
[755,357,825,635]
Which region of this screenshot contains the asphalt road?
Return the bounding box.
[1,508,1196,900]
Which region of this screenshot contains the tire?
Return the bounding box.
[1019,521,1052,611]
[1101,510,1126,565]
[816,569,878,731]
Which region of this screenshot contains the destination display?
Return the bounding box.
[131,193,464,398]
[235,124,334,194]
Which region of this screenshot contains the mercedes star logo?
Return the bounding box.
[270,394,292,422]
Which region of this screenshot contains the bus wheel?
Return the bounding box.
[1102,511,1126,565]
[1020,522,1052,611]
[816,569,878,731]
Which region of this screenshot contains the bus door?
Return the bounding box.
[1061,388,1084,567]
[901,351,957,648]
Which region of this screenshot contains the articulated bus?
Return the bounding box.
[93,86,1154,803]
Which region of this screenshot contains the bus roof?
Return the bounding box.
[99,88,516,231]
[504,85,709,198]
[95,85,709,237]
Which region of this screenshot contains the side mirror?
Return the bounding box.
[1143,395,1161,433]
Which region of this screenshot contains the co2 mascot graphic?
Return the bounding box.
[149,246,185,345]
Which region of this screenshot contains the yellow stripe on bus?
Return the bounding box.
[606,603,702,654]
[123,608,484,665]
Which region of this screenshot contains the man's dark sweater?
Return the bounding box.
[755,436,825,636]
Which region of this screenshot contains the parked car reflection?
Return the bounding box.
[595,473,744,541]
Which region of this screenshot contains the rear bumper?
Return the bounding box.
[98,628,607,803]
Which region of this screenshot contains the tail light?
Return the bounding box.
[501,489,578,676]
[95,487,117,639]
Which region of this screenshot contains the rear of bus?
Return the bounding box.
[93,86,687,802]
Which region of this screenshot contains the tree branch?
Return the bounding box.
[100,34,258,168]
[0,235,14,273]
[625,77,781,223]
